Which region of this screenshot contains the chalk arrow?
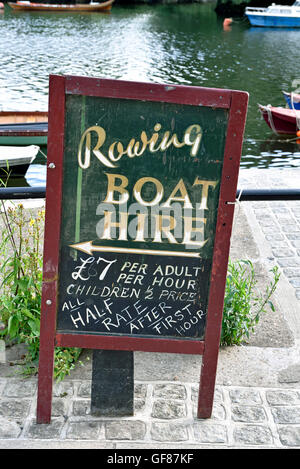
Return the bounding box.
[69,240,95,256]
[69,241,201,258]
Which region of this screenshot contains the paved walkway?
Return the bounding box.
[0,377,300,449]
[0,168,300,450]
[239,168,300,303]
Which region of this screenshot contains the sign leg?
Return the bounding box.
[91,350,134,416]
[36,337,55,424]
[197,341,220,419]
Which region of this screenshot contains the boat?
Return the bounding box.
[245,1,300,27]
[0,145,40,178]
[7,0,114,12]
[258,104,300,135]
[0,111,48,156]
[0,111,47,125]
[282,91,300,110]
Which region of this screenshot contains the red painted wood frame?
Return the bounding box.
[36,75,248,424]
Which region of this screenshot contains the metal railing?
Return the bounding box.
[1,186,300,201]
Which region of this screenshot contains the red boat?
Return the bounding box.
[259,104,300,135]
[7,0,114,12]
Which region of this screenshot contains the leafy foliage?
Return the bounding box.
[221,259,280,346]
[0,202,81,381]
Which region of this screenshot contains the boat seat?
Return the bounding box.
[0,122,48,132]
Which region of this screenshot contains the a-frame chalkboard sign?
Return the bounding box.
[37,75,248,423]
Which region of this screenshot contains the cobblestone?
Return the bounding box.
[65,421,101,440]
[233,424,273,446]
[151,400,187,419]
[278,426,300,446]
[229,389,262,405]
[239,169,300,303]
[0,417,22,439]
[231,405,267,423]
[0,378,299,448]
[105,420,146,440]
[270,407,300,424]
[193,422,228,443]
[266,390,300,406]
[150,421,189,442]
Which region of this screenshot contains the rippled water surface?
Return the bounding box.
[1,3,300,184]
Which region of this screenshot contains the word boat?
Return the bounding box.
[245,1,300,27]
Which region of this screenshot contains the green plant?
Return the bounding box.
[54,347,82,382]
[0,201,81,381]
[221,259,280,346]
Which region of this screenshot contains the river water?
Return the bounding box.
[1,2,300,185]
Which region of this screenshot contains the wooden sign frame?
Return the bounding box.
[37,75,248,423]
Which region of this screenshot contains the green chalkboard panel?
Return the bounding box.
[56,93,228,339]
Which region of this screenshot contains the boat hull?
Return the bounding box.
[0,144,39,177]
[0,163,31,178]
[0,111,48,158]
[246,13,300,27]
[0,111,47,124]
[259,105,300,134]
[8,1,114,12]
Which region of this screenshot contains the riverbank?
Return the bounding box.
[1,0,214,4]
[1,0,289,6]
[2,0,291,9]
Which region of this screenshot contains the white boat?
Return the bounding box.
[245,1,300,27]
[0,145,39,177]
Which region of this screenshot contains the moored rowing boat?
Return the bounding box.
[0,111,48,125]
[0,111,48,156]
[0,144,40,177]
[7,0,114,12]
[258,104,300,135]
